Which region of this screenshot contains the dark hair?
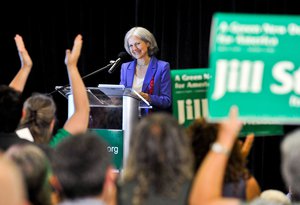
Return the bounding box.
[123,112,193,205]
[52,132,111,200]
[187,118,249,183]
[186,118,218,172]
[0,85,22,132]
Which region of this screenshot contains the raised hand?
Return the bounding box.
[64,34,82,69]
[241,133,255,159]
[61,34,90,136]
[217,106,243,149]
[15,34,32,70]
[9,34,33,92]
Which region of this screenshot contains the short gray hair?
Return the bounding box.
[124,27,159,56]
[281,129,300,196]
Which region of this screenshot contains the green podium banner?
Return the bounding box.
[208,13,300,124]
[90,129,123,170]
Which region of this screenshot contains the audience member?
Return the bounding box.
[287,186,293,202]
[51,132,116,205]
[0,34,33,150]
[0,155,28,205]
[260,189,291,205]
[118,112,194,205]
[187,118,260,201]
[5,143,52,205]
[188,108,300,205]
[281,129,300,203]
[240,133,255,160]
[17,34,90,147]
[247,198,288,205]
[9,34,33,92]
[189,106,243,205]
[18,93,56,143]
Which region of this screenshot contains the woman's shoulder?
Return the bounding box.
[121,60,135,70]
[151,57,170,70]
[122,60,134,66]
[152,56,169,65]
[158,60,170,67]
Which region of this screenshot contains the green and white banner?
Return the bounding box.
[91,129,123,170]
[171,68,283,136]
[171,68,210,127]
[208,13,300,124]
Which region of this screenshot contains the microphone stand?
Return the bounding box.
[47,62,114,96]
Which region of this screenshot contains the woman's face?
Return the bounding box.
[128,35,149,59]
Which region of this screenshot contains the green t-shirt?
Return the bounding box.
[49,128,71,148]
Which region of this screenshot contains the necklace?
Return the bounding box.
[137,64,149,70]
[137,64,148,68]
[137,59,150,67]
[137,63,148,66]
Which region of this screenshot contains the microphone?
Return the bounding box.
[108,52,128,74]
[47,52,128,95]
[47,60,114,96]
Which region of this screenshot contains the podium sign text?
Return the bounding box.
[91,129,123,170]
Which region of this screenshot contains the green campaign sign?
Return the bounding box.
[171,68,210,127]
[171,68,283,136]
[208,13,300,124]
[90,129,123,170]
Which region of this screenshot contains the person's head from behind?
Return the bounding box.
[187,118,218,172]
[5,143,52,205]
[249,198,289,205]
[124,26,159,57]
[281,129,300,201]
[260,189,291,205]
[187,118,247,182]
[52,132,112,200]
[0,155,28,205]
[0,85,22,133]
[124,112,193,203]
[19,93,56,143]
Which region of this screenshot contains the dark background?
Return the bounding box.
[1,0,299,193]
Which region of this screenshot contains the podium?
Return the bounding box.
[55,84,152,170]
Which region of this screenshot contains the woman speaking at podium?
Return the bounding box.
[120,27,172,114]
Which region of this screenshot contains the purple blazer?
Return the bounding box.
[120,56,172,110]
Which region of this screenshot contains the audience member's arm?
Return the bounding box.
[246,176,261,201]
[189,106,243,205]
[241,133,261,201]
[241,133,255,159]
[9,34,33,92]
[63,34,90,134]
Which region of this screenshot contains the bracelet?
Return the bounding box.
[211,142,230,156]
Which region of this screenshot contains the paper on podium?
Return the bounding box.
[130,89,150,106]
[97,84,125,96]
[97,84,151,107]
